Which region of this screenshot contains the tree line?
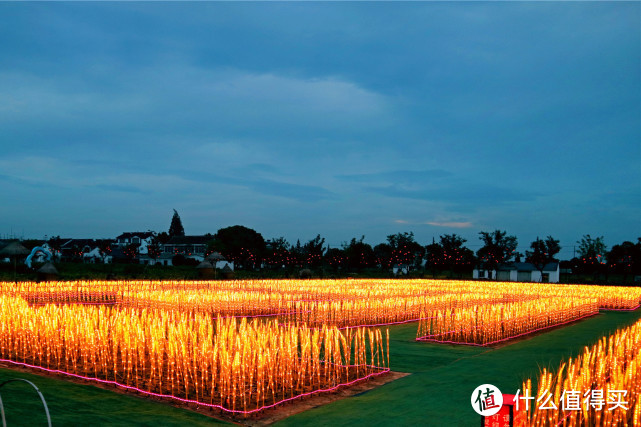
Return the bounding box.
[38,210,641,280]
[169,210,640,280]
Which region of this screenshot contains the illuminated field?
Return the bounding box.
[520,317,641,426]
[3,279,639,328]
[416,298,599,346]
[0,278,639,419]
[0,293,388,415]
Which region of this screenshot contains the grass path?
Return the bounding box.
[278,310,641,426]
[1,310,640,426]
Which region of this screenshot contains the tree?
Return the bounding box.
[374,243,393,270]
[386,232,424,268]
[424,239,445,278]
[303,234,326,268]
[98,239,112,263]
[325,247,346,273]
[123,242,140,262]
[205,238,226,257]
[47,236,64,261]
[440,234,475,278]
[168,209,185,237]
[216,225,266,270]
[146,234,162,262]
[291,240,304,267]
[477,230,518,276]
[342,236,376,272]
[607,239,641,283]
[576,234,606,278]
[155,231,171,245]
[525,236,561,281]
[264,237,293,269]
[69,243,83,262]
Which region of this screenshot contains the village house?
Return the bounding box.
[473,262,560,283]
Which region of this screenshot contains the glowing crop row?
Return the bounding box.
[416,298,599,346]
[4,279,638,330]
[4,279,639,309]
[520,317,641,426]
[0,295,388,414]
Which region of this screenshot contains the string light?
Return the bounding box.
[0,293,388,414]
[522,318,641,426]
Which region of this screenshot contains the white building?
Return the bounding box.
[114,232,154,255]
[473,262,560,283]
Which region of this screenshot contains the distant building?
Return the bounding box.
[114,232,154,255]
[392,264,410,276]
[162,235,211,262]
[60,239,114,263]
[473,262,560,283]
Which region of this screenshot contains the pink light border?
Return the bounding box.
[599,304,640,312]
[0,358,390,415]
[416,311,599,347]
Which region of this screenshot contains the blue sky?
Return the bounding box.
[1,2,639,258]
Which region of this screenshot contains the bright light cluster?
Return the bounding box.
[520,317,641,425]
[3,279,638,329]
[0,292,388,415]
[416,298,599,346]
[0,278,638,416]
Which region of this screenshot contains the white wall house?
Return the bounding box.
[82,246,113,264]
[473,268,497,280]
[392,264,410,276]
[114,232,154,255]
[473,262,560,283]
[162,235,210,262]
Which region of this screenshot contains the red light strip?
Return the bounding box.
[0,358,390,415]
[599,304,640,312]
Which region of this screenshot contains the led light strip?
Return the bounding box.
[0,358,390,415]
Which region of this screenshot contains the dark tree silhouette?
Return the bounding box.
[303,234,326,268]
[216,225,265,269]
[264,237,292,269]
[424,239,444,278]
[147,233,162,262]
[440,234,475,278]
[98,239,112,262]
[47,236,64,260]
[123,242,140,262]
[386,232,424,268]
[374,243,393,270]
[576,234,606,279]
[325,247,346,272]
[525,236,561,281]
[607,239,641,283]
[168,209,185,237]
[342,236,376,272]
[477,230,518,277]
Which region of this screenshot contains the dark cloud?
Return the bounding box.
[243,179,335,202]
[365,183,539,208]
[91,184,152,195]
[336,169,452,183]
[0,2,638,248]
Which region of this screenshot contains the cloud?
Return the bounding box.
[426,221,473,228]
[336,168,539,208]
[91,184,151,195]
[243,179,334,202]
[367,184,538,207]
[337,169,451,184]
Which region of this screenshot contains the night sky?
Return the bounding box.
[1,2,639,259]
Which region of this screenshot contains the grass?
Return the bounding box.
[1,310,640,426]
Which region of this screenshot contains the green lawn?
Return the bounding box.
[1,310,640,426]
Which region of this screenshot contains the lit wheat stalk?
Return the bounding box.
[0,294,388,414]
[521,318,641,426]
